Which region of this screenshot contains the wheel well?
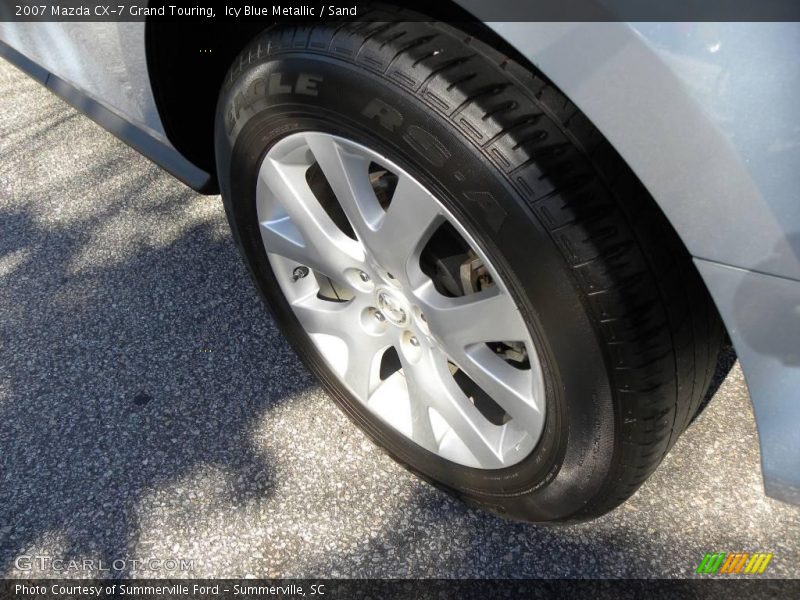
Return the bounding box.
[144,8,532,194]
[145,21,264,193]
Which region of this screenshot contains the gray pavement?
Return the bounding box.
[1,58,798,579]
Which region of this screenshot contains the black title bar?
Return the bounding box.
[2,579,800,600]
[2,0,800,22]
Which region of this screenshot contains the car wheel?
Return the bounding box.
[214,15,724,522]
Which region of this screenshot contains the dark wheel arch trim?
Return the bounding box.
[143,3,532,195]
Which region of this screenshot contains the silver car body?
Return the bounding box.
[1,15,798,503]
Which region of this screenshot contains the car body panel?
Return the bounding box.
[0,22,209,188]
[695,258,800,505]
[0,22,162,137]
[0,16,797,502]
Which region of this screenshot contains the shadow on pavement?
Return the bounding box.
[0,156,314,576]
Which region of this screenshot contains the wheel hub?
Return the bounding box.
[375,288,410,327]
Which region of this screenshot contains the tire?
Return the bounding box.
[214,14,724,522]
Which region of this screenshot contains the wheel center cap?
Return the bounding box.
[376,288,409,327]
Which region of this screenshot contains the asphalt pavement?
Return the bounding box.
[1,58,798,579]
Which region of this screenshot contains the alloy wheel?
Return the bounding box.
[256,132,545,469]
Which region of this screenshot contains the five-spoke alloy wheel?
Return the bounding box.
[258,132,545,469]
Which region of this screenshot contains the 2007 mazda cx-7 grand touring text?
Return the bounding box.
[1,4,798,522]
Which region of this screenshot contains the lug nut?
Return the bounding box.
[374,311,386,323]
[359,271,370,283]
[409,336,420,347]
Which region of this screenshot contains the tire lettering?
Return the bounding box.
[268,73,292,95]
[361,98,403,132]
[462,191,507,233]
[227,72,323,134]
[245,73,324,99]
[296,73,323,96]
[402,125,451,168]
